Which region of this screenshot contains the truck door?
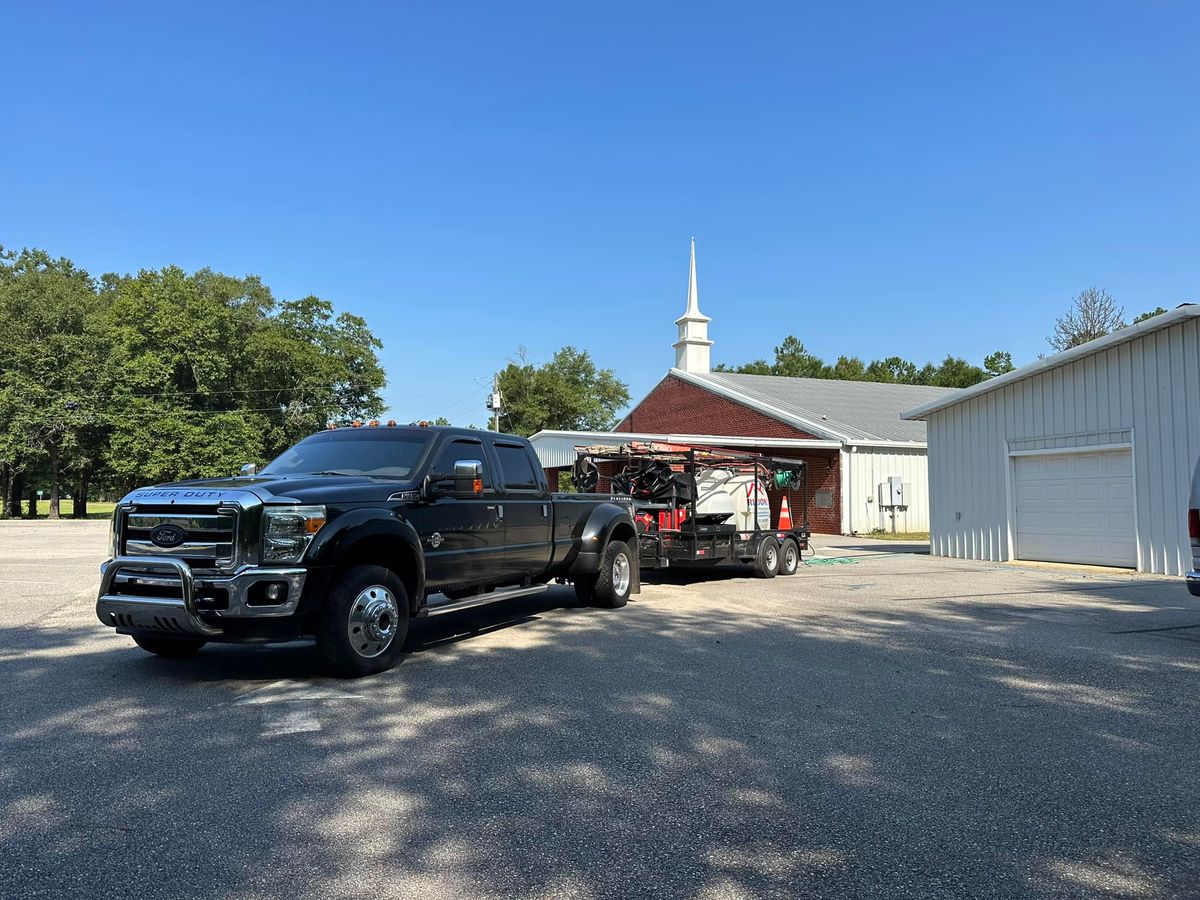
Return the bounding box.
[490,440,553,578]
[419,436,506,592]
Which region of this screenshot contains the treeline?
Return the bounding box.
[0,247,386,518]
[496,346,630,437]
[715,336,1014,387]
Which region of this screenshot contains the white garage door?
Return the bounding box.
[1012,449,1136,568]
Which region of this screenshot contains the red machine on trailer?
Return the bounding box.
[572,442,810,578]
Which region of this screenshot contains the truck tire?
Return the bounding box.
[132,635,207,657]
[316,565,410,678]
[779,539,800,576]
[753,537,780,578]
[588,539,635,608]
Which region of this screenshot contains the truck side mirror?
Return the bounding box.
[239,463,258,476]
[453,460,484,498]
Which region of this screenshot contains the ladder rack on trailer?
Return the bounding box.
[571,442,811,578]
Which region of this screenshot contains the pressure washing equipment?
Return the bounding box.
[571,442,810,575]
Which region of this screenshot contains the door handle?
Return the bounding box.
[542,504,549,517]
[496,504,504,520]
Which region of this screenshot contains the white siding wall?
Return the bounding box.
[844,446,931,534]
[925,317,1200,575]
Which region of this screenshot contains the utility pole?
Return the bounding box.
[488,373,502,432]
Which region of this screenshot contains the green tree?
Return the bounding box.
[1133,306,1168,324]
[714,358,773,375]
[983,350,1015,377]
[864,356,919,384]
[496,347,629,437]
[716,336,828,378]
[769,336,828,378]
[0,248,106,518]
[99,269,387,488]
[828,355,867,380]
[716,334,1001,390]
[921,355,987,388]
[1,250,389,506]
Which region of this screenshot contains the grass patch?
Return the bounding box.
[25,500,118,520]
[866,531,930,542]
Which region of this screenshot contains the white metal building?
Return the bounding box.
[902,305,1200,574]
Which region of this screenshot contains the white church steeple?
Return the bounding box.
[673,237,713,373]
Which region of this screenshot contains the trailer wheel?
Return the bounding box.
[753,537,780,578]
[779,539,800,576]
[589,539,634,608]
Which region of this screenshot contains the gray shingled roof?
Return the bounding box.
[688,371,960,443]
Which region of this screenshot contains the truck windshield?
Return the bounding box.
[260,431,433,479]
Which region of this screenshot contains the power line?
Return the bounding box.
[100,405,349,418]
[62,384,332,401]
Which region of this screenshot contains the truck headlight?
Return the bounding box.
[263,505,327,563]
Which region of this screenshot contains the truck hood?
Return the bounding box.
[121,474,417,507]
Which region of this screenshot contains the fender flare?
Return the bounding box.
[306,509,426,610]
[570,503,639,590]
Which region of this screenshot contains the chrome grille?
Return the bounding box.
[121,508,237,568]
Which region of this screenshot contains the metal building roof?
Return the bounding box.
[672,369,958,445]
[901,304,1200,421]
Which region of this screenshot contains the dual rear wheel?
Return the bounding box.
[574,539,635,609]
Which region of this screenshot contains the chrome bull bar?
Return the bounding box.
[97,556,223,638]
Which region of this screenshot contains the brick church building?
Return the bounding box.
[532,241,955,535]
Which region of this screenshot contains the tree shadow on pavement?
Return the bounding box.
[1,576,1198,899]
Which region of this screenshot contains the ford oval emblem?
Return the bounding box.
[149,524,187,548]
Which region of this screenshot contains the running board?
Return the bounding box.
[422,583,550,617]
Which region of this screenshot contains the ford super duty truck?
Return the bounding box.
[97,425,638,676]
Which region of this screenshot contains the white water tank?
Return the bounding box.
[695,469,772,530]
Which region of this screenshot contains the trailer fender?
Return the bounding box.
[736,530,778,563]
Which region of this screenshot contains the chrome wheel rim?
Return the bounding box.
[612,553,631,596]
[784,544,797,571]
[347,585,399,658]
[765,544,778,571]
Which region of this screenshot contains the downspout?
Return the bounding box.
[840,445,853,535]
[848,445,855,535]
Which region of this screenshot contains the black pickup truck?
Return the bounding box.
[96,425,639,676]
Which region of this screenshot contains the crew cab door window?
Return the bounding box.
[416,437,504,592]
[492,441,551,576]
[432,438,492,488]
[494,443,540,492]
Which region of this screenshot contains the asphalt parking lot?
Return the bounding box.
[1,520,1198,899]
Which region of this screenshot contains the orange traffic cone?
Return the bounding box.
[778,495,793,530]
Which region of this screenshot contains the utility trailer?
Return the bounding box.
[571,442,810,578]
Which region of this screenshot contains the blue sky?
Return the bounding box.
[3,2,1197,425]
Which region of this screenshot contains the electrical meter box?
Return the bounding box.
[878,477,911,507]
